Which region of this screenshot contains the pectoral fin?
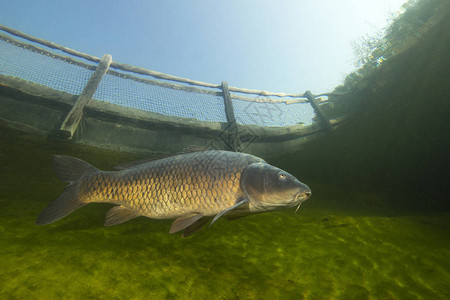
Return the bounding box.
[170,213,204,234]
[104,205,139,226]
[210,198,249,226]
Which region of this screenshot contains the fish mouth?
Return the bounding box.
[293,190,312,203]
[251,188,312,212]
[292,190,312,212]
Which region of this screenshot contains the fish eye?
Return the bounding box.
[278,173,288,181]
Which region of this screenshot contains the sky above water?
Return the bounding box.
[0,0,406,94]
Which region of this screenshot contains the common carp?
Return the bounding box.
[36,150,311,236]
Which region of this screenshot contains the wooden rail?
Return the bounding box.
[59,54,112,138]
[304,90,332,128]
[0,23,352,148]
[221,81,241,151]
[0,32,310,104]
[0,24,348,99]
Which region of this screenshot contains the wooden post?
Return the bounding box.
[59,54,112,138]
[221,81,241,151]
[304,90,332,128]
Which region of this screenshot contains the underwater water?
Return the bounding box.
[1,124,449,299]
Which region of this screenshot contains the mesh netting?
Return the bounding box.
[0,37,314,127]
[232,97,314,127]
[93,73,227,122]
[0,39,93,95]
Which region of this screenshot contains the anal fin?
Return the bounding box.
[104,205,139,226]
[170,213,203,234]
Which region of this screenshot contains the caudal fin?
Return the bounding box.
[35,155,99,225]
[52,155,98,183]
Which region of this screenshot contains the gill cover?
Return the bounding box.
[240,162,311,211]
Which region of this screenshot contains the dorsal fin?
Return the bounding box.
[183,145,212,153]
[114,157,163,170]
[114,145,215,170]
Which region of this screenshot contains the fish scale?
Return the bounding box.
[36,150,311,236]
[77,151,261,218]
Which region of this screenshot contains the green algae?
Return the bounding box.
[1,125,449,299]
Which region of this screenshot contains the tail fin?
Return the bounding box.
[53,155,98,183]
[36,155,99,225]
